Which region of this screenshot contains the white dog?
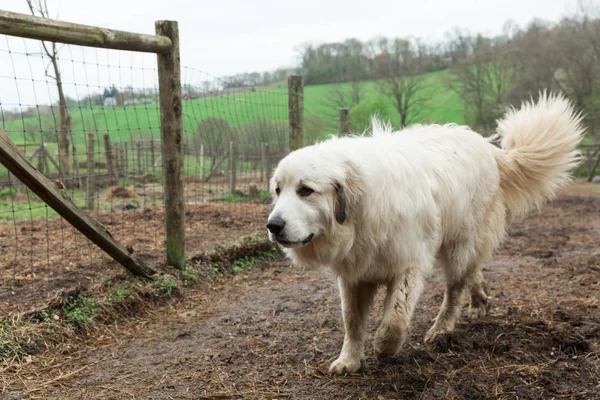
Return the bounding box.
[266,92,584,375]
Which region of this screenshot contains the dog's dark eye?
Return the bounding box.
[297,186,314,197]
[275,187,280,196]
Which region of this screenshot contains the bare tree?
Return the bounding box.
[322,81,362,120]
[192,118,236,181]
[26,0,71,177]
[447,35,513,132]
[377,74,429,127]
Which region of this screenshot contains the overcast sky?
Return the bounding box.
[0,0,584,108]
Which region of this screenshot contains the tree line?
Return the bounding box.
[313,5,600,137]
[231,3,600,138]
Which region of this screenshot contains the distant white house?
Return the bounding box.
[104,97,117,107]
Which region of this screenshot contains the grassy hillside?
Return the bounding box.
[265,69,464,130]
[1,69,464,148]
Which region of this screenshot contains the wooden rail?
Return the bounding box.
[0,10,172,53]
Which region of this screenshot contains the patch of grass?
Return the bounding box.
[210,264,225,276]
[181,265,200,286]
[233,231,267,246]
[108,287,133,303]
[232,256,257,273]
[152,275,178,296]
[63,294,99,331]
[39,309,57,322]
[232,246,280,274]
[0,321,20,359]
[0,187,16,198]
[219,190,270,203]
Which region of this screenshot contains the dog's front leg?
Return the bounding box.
[329,278,377,375]
[374,268,425,358]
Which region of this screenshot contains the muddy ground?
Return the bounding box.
[2,182,600,399]
[0,201,271,314]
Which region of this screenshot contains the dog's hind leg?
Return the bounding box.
[373,267,426,358]
[468,268,490,319]
[425,239,497,341]
[329,278,377,375]
[424,240,475,342]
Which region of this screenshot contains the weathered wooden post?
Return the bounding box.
[123,141,129,174]
[156,19,185,268]
[36,144,44,174]
[288,75,304,152]
[150,138,156,171]
[260,142,265,183]
[199,143,204,181]
[112,143,120,177]
[265,143,272,185]
[104,134,117,184]
[86,132,96,211]
[587,147,600,182]
[72,144,82,188]
[136,140,144,175]
[339,108,350,137]
[229,141,237,195]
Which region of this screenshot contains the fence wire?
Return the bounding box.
[0,34,336,314]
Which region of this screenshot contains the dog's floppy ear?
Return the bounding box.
[333,163,364,224]
[333,183,347,224]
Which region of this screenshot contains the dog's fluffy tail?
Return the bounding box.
[492,91,585,220]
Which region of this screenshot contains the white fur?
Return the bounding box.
[267,92,585,375]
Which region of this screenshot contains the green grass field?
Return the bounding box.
[2,69,463,148]
[1,69,466,181]
[293,70,465,128]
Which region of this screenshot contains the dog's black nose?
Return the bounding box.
[266,217,286,235]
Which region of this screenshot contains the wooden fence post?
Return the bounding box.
[104,134,117,184]
[339,108,350,137]
[113,143,120,178]
[123,141,129,174]
[587,148,600,182]
[134,140,141,173]
[260,143,265,183]
[86,132,96,211]
[229,141,237,195]
[72,144,82,188]
[199,143,204,181]
[42,144,59,173]
[37,144,44,174]
[150,139,156,172]
[156,19,185,268]
[265,143,271,185]
[288,75,304,152]
[118,144,126,177]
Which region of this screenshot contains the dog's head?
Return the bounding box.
[266,146,363,248]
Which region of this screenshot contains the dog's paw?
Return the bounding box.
[468,297,490,320]
[424,325,452,343]
[329,357,362,376]
[373,330,405,358]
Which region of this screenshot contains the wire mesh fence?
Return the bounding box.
[0,30,337,314]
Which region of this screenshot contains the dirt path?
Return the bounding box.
[3,192,600,399]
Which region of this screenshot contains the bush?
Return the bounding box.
[349,96,395,132]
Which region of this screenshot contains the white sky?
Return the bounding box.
[0,0,585,108]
